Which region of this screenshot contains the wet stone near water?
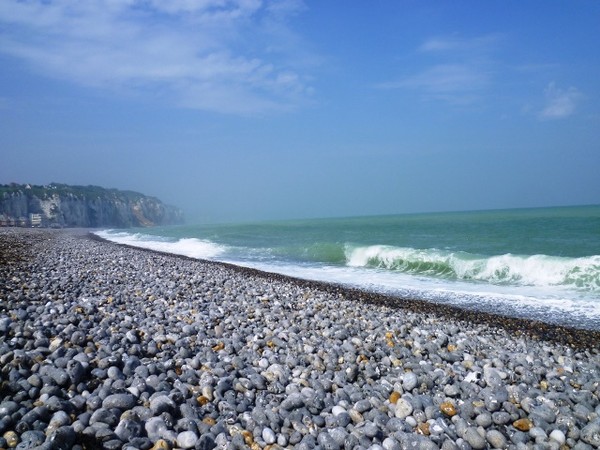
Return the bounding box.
[0,228,599,449]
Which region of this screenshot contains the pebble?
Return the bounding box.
[102,393,137,410]
[402,372,418,391]
[580,422,600,447]
[513,418,534,431]
[549,429,566,445]
[262,427,276,445]
[394,399,413,419]
[463,427,486,449]
[486,429,507,448]
[440,401,457,417]
[0,228,599,450]
[176,430,198,449]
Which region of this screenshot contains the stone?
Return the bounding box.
[402,372,418,391]
[281,393,304,411]
[581,422,600,447]
[176,431,199,449]
[102,393,137,410]
[317,432,341,450]
[513,418,534,431]
[145,417,169,442]
[262,427,276,445]
[332,405,346,416]
[115,418,143,442]
[149,395,176,415]
[48,426,77,449]
[548,429,566,445]
[475,413,492,428]
[463,427,486,449]
[389,391,401,404]
[395,398,413,419]
[16,430,45,448]
[486,429,507,449]
[150,439,170,450]
[440,402,457,417]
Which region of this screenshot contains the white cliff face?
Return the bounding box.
[39,194,61,221]
[0,184,184,228]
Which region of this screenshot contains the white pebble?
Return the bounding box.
[549,429,566,445]
[332,405,346,416]
[394,398,413,419]
[262,427,276,444]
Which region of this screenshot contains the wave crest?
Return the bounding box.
[95,230,226,260]
[345,245,600,291]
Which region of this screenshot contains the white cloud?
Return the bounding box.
[379,34,497,107]
[419,34,503,53]
[539,82,581,120]
[378,64,489,106]
[0,0,312,114]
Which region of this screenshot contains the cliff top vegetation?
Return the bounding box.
[0,183,156,202]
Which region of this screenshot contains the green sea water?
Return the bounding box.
[97,205,600,329]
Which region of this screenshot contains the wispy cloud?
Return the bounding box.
[378,64,489,105]
[378,34,499,107]
[0,0,313,114]
[418,34,503,54]
[539,82,582,120]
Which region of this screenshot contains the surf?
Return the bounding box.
[94,230,226,260]
[344,244,600,292]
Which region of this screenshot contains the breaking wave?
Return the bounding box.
[345,245,600,292]
[94,230,226,260]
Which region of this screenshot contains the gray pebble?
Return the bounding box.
[149,394,175,415]
[486,429,507,449]
[317,431,341,450]
[463,427,486,449]
[403,372,418,391]
[580,422,600,447]
[102,393,136,410]
[262,427,276,445]
[177,430,199,449]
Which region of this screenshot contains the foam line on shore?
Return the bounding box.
[88,231,600,349]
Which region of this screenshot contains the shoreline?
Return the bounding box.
[2,228,600,450]
[88,231,600,350]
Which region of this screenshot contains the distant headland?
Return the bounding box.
[0,183,184,228]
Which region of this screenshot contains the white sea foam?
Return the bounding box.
[345,245,600,291]
[238,259,600,329]
[94,230,226,260]
[93,230,600,330]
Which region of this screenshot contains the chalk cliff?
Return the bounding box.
[0,183,184,228]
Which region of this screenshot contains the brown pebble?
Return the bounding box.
[3,431,18,448]
[417,422,430,435]
[241,430,254,445]
[197,395,210,406]
[203,417,216,426]
[389,391,401,404]
[440,401,457,417]
[150,439,170,450]
[212,342,224,351]
[513,418,534,431]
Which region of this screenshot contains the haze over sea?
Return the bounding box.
[97,205,600,331]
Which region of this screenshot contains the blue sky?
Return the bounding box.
[1,1,599,223]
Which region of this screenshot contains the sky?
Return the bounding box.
[1,1,599,223]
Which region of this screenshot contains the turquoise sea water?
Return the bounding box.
[97,205,600,329]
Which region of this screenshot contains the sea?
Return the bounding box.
[95,205,600,330]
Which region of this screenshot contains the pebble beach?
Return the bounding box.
[1,228,600,450]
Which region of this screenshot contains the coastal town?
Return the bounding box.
[0,212,44,228]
